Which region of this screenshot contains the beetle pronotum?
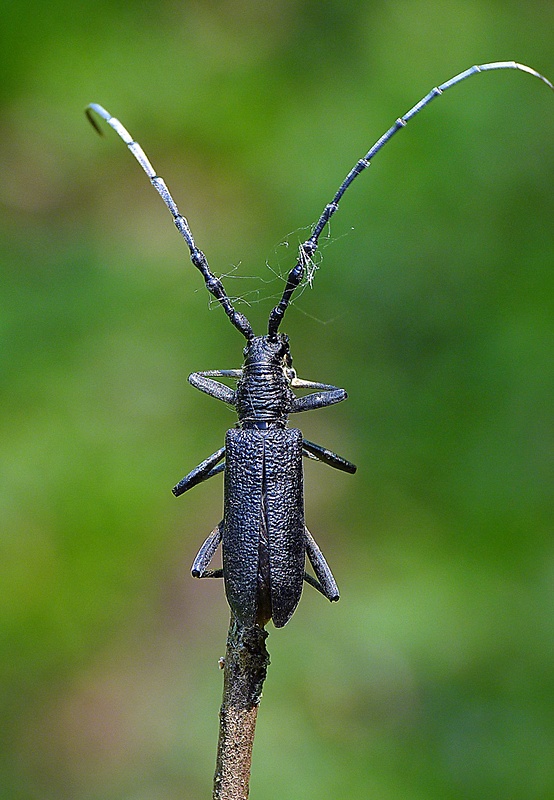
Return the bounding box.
[87,61,552,628]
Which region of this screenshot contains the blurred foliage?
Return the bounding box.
[1,1,553,798]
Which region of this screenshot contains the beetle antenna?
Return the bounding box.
[267,60,553,338]
[86,104,255,341]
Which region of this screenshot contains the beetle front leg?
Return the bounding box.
[188,371,241,405]
[172,446,225,497]
[290,387,347,413]
[304,527,339,602]
[191,521,224,578]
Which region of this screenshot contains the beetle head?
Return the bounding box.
[243,333,293,371]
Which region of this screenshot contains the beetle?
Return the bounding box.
[87,60,552,627]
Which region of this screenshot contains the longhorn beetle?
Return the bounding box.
[87,61,552,628]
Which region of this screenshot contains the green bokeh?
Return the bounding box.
[1,2,553,798]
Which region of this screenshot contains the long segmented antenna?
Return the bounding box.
[267,61,553,338]
[86,103,254,341]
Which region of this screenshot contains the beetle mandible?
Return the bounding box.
[87,61,552,628]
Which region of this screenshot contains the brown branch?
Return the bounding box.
[213,615,270,800]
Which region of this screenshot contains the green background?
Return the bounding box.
[1,2,553,798]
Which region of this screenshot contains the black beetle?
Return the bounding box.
[87,60,552,627]
[171,335,355,628]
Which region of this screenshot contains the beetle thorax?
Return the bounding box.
[235,334,294,428]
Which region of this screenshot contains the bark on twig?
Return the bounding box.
[213,615,270,800]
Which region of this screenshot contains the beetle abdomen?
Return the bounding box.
[223,428,305,627]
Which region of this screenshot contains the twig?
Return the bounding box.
[213,615,270,800]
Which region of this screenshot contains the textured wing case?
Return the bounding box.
[264,428,305,627]
[223,430,265,625]
[223,428,305,627]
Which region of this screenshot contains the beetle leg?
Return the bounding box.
[291,376,342,390]
[188,372,237,405]
[172,446,225,497]
[303,571,330,596]
[191,521,224,578]
[304,527,339,602]
[290,388,346,413]
[193,369,243,378]
[303,438,357,474]
[199,462,225,486]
